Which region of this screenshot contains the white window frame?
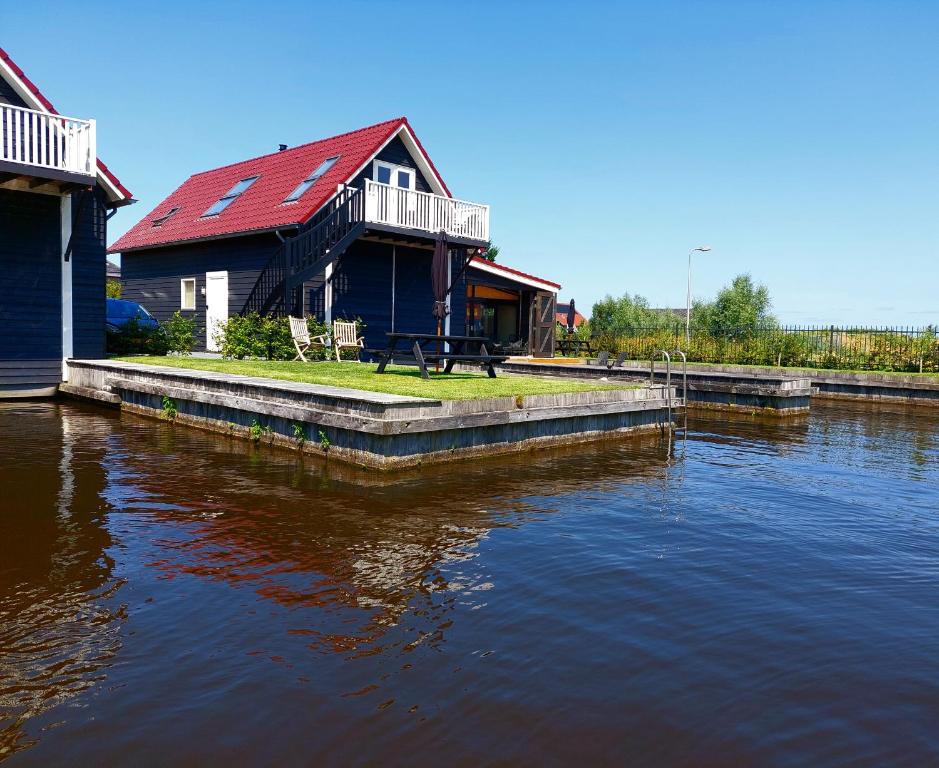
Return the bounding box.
[373,160,415,190]
[180,278,196,310]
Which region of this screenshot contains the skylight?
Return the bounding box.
[202,176,260,217]
[283,156,340,203]
[151,207,180,227]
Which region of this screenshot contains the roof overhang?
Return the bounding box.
[0,48,133,207]
[468,258,561,293]
[111,224,297,254]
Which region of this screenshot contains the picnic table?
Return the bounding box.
[373,333,508,379]
[555,337,594,356]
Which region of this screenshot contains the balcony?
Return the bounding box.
[1,103,96,186]
[363,179,489,244]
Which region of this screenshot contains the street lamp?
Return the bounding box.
[686,246,712,345]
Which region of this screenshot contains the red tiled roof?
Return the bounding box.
[468,256,561,291]
[111,117,445,253]
[556,305,586,328]
[0,46,132,202]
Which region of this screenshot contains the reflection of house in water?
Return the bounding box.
[0,403,121,758]
[114,419,676,656]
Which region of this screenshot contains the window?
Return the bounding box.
[181,278,196,310]
[373,160,415,190]
[283,155,340,203]
[201,176,260,217]
[151,207,180,227]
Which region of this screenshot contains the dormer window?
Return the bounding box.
[283,156,340,203]
[201,176,260,217]
[151,207,180,227]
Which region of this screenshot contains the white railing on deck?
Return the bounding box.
[364,179,489,241]
[1,103,96,178]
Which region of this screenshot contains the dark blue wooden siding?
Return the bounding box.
[349,135,434,193]
[71,188,108,359]
[324,240,466,355]
[0,76,28,107]
[0,189,62,390]
[121,234,282,351]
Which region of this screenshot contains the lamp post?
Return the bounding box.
[686,246,712,345]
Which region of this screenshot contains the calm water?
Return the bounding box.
[1,399,938,766]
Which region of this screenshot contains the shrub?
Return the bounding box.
[106,316,169,356]
[214,313,356,361]
[106,280,121,299]
[163,311,196,355]
[216,313,267,359]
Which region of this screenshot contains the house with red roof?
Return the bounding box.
[1,47,133,397]
[112,118,561,356]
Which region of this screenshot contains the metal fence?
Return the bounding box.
[592,325,939,373]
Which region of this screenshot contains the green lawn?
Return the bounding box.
[115,357,629,400]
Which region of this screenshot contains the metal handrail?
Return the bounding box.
[651,350,672,428]
[670,349,688,406]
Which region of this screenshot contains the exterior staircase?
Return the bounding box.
[242,186,365,317]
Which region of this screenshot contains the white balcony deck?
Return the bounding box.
[1,103,96,181]
[363,179,489,242]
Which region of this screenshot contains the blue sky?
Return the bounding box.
[4,1,937,325]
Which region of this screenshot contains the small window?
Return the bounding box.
[181,278,196,310]
[283,156,340,203]
[373,160,415,190]
[151,207,180,227]
[202,176,260,217]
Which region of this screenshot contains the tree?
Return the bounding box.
[481,241,499,262]
[590,292,666,335]
[693,273,776,335]
[106,280,121,299]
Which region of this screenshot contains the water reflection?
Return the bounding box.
[108,415,676,658]
[0,398,937,765]
[0,404,124,760]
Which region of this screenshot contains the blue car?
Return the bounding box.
[106,298,159,333]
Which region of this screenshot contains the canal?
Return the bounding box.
[1,399,937,765]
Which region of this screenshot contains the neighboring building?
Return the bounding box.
[555,301,587,330]
[466,258,560,356]
[106,259,121,281]
[0,47,133,397]
[112,118,560,356]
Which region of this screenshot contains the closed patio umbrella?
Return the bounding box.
[567,299,576,333]
[432,231,450,370]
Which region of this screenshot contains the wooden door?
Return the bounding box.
[530,291,556,358]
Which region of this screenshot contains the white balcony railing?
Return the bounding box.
[1,103,96,178]
[364,179,489,241]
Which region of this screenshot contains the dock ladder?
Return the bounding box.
[650,350,689,434]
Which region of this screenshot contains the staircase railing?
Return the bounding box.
[285,185,364,282]
[242,185,364,317]
[242,243,288,316]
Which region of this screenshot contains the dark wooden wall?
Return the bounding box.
[310,239,467,355]
[0,185,113,391]
[71,188,108,359]
[0,76,27,107]
[349,135,434,193]
[121,234,281,351]
[0,189,62,391]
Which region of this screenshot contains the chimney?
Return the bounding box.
[278,144,288,152]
